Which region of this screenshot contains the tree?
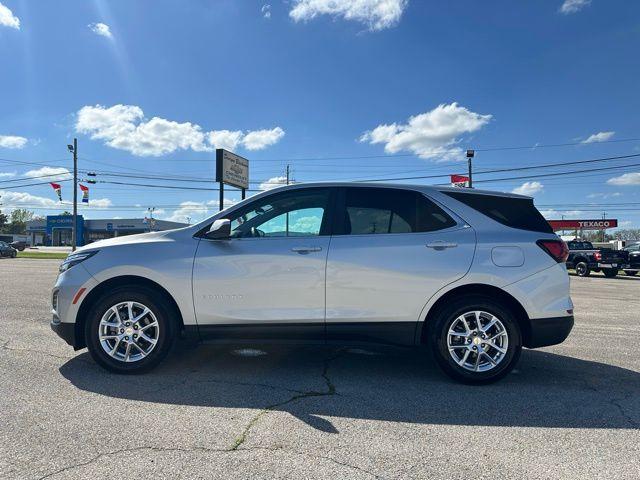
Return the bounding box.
[613,229,640,241]
[0,210,7,232]
[6,208,34,234]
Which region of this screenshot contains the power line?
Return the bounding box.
[0,179,72,189]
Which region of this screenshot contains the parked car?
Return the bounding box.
[9,240,27,251]
[51,183,574,384]
[623,242,640,276]
[0,241,17,258]
[566,241,628,277]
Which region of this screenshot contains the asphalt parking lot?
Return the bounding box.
[1,259,638,479]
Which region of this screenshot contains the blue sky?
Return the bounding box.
[1,0,639,227]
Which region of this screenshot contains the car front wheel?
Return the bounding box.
[85,287,177,374]
[429,295,522,384]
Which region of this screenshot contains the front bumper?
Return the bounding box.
[525,315,574,348]
[51,320,76,347]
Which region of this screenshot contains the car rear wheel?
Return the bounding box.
[85,286,177,374]
[575,261,590,277]
[603,268,618,278]
[624,270,638,276]
[428,295,522,384]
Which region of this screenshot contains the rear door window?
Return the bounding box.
[340,187,456,235]
[443,191,553,233]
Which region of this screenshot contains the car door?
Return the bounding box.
[192,187,334,342]
[325,186,475,346]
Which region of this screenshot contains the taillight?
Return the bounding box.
[537,239,569,263]
[594,251,602,261]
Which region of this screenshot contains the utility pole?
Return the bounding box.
[68,138,78,251]
[286,164,290,185]
[466,150,474,188]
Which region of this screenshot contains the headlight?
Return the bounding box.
[59,250,99,273]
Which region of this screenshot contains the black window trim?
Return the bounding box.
[332,186,463,237]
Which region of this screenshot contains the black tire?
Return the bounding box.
[428,295,522,385]
[11,251,17,258]
[624,270,638,276]
[603,268,619,278]
[85,286,177,374]
[575,261,590,277]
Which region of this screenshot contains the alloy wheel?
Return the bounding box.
[447,310,509,372]
[98,301,159,363]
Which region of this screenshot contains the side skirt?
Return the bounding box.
[184,322,419,347]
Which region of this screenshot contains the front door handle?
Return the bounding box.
[426,241,458,250]
[291,246,323,254]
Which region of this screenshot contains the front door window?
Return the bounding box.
[228,188,330,238]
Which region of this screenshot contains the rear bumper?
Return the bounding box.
[525,315,574,348]
[51,320,76,348]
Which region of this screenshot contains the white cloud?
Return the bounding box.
[290,0,407,31]
[0,171,16,178]
[512,181,544,196]
[607,172,640,186]
[262,4,272,19]
[0,189,112,213]
[539,209,585,220]
[559,0,591,14]
[582,131,615,144]
[23,166,72,181]
[207,130,244,151]
[360,103,492,160]
[0,2,20,29]
[76,104,285,156]
[588,192,621,199]
[0,135,28,149]
[88,22,113,38]
[242,127,285,150]
[164,199,236,223]
[259,175,288,191]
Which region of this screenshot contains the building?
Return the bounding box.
[25,215,188,247]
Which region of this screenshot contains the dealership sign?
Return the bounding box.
[216,149,249,190]
[548,219,618,230]
[450,174,470,188]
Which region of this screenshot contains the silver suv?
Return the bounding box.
[51,183,573,383]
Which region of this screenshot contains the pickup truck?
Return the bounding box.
[622,242,640,276]
[566,241,629,277]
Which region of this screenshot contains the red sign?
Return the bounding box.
[548,219,618,230]
[450,174,469,187]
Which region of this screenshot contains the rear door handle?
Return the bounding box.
[426,241,458,250]
[291,246,323,254]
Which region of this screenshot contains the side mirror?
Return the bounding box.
[205,219,231,240]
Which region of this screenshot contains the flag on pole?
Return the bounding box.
[79,184,89,203]
[50,183,62,201]
[450,174,470,188]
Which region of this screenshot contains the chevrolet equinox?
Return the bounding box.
[51,183,573,383]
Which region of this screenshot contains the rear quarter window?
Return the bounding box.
[443,191,553,233]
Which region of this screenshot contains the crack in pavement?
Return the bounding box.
[242,445,384,479]
[35,445,230,480]
[229,349,342,451]
[36,443,382,480]
[609,397,639,428]
[0,339,84,363]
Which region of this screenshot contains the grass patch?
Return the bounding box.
[17,251,68,259]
